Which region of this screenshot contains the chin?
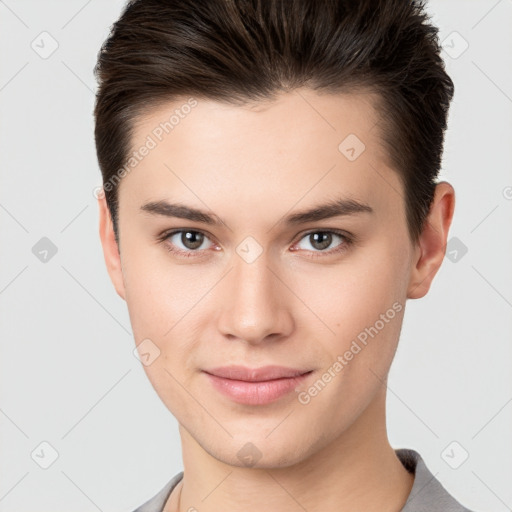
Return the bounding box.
[208,435,311,470]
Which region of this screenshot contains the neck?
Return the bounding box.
[166,386,414,512]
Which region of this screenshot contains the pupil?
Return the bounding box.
[183,231,203,249]
[312,232,331,250]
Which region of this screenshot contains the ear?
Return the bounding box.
[97,192,126,301]
[407,181,455,299]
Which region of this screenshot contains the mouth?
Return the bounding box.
[202,365,314,405]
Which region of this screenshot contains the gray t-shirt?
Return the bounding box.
[132,448,475,511]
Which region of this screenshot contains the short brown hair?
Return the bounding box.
[94,0,454,246]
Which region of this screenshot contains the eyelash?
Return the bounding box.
[157,228,355,260]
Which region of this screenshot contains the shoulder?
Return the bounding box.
[131,471,184,512]
[396,448,476,512]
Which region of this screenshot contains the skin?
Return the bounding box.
[98,88,455,512]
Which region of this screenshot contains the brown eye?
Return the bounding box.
[179,230,204,250]
[296,231,345,252]
[308,232,333,251]
[291,230,354,258]
[162,229,214,255]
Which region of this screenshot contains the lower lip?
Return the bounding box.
[203,371,313,405]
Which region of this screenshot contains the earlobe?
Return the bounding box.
[407,181,455,300]
[97,193,126,301]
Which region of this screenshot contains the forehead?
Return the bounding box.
[119,89,403,225]
[132,88,383,155]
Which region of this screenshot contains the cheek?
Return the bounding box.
[121,246,211,377]
[122,253,202,415]
[295,243,405,333]
[122,243,199,336]
[289,239,408,394]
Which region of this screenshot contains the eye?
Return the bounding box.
[158,228,354,259]
[291,230,353,257]
[160,229,216,257]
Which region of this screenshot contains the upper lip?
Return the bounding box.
[203,365,312,382]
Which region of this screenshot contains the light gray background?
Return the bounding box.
[1,1,511,511]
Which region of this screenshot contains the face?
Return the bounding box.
[99,88,434,469]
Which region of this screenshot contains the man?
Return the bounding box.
[94,0,475,510]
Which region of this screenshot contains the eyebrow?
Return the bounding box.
[140,197,374,227]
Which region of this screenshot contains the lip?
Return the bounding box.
[203,365,313,405]
[204,365,311,381]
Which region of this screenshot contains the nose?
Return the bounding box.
[216,249,294,345]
